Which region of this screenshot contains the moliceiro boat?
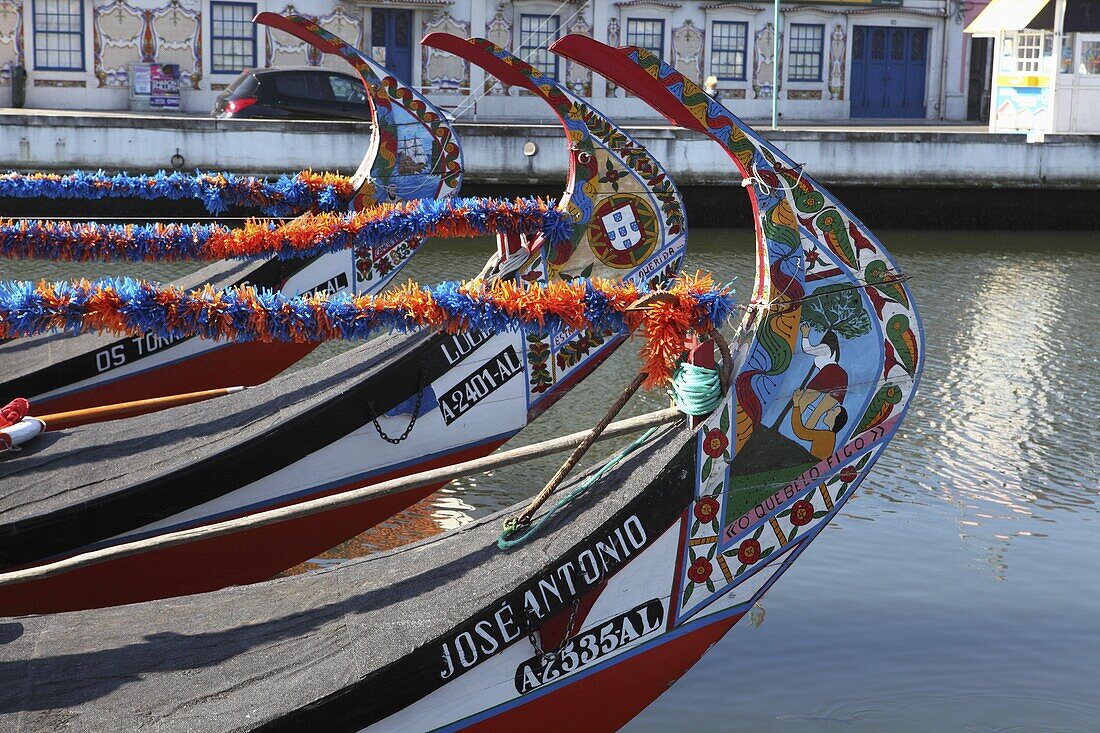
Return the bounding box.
[0,26,688,614]
[0,14,461,418]
[0,38,922,731]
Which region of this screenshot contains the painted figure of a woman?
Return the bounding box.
[789,322,849,459]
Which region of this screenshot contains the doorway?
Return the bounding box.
[851,25,929,118]
[371,9,413,83]
[967,36,992,121]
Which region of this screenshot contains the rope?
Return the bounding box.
[503,371,647,541]
[498,427,658,550]
[497,330,732,549]
[670,362,724,416]
[448,0,591,121]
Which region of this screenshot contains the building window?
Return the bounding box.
[788,23,824,82]
[1015,31,1042,73]
[1082,38,1100,75]
[518,14,560,79]
[33,0,84,71]
[627,18,664,60]
[711,21,748,81]
[211,1,257,75]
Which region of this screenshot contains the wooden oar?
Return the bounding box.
[35,386,247,431]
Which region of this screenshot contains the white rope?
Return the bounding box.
[741,160,809,196]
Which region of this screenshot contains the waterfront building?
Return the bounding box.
[0,0,975,121]
[966,0,1100,133]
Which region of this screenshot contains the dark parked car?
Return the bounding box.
[212,67,372,121]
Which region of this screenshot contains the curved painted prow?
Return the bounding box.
[422,34,686,287]
[256,13,462,206]
[554,38,924,595]
[255,13,463,294]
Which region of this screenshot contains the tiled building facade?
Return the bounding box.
[0,0,972,120]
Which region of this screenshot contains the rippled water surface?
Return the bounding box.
[7,228,1099,731]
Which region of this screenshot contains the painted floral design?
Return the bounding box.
[738,538,762,565]
[703,428,729,458]
[839,466,858,483]
[694,496,719,524]
[599,159,626,191]
[687,556,713,584]
[790,499,814,526]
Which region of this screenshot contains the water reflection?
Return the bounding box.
[875,239,1100,580]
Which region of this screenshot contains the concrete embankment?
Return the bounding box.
[1,110,1098,228]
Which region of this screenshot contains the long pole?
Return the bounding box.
[772,0,780,129]
[35,386,247,431]
[1051,0,1067,133]
[0,407,685,587]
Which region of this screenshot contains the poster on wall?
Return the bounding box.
[150,64,181,109]
[993,82,1052,133]
[132,65,152,96]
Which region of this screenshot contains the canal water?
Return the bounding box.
[5,227,1099,731]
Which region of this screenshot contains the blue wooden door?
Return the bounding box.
[372,9,413,83]
[851,26,928,118]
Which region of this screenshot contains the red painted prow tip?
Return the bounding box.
[421,34,543,95]
[686,334,715,429]
[549,35,707,133]
[252,13,343,57]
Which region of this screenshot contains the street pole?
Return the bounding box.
[1051,0,1067,133]
[772,0,780,129]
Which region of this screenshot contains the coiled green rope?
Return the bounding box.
[669,362,723,416]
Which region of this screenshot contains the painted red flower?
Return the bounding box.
[694,496,720,524]
[738,538,762,565]
[790,499,814,526]
[687,557,712,584]
[839,466,858,483]
[703,428,729,459]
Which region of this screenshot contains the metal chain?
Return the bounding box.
[369,372,426,444]
[528,599,581,668]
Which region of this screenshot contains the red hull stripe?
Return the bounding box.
[34,339,235,401]
[438,608,745,733]
[31,340,318,418]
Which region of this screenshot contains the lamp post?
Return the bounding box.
[1051,0,1066,134]
[772,0,780,129]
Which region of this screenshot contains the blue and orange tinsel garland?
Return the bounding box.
[0,197,572,263]
[0,170,353,216]
[0,274,735,388]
